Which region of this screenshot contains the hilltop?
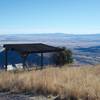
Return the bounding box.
[0,65,100,100]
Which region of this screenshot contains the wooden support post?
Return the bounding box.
[41,53,43,69]
[21,53,28,69]
[23,57,26,69]
[5,48,8,71]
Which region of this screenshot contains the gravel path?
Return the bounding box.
[0,93,29,100]
[0,93,56,100]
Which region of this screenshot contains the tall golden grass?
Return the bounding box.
[0,65,100,99]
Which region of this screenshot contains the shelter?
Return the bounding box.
[3,43,63,70]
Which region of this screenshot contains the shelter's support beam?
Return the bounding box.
[22,56,27,69]
[5,48,8,71]
[21,53,28,69]
[41,53,43,69]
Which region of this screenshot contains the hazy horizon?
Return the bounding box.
[0,33,100,35]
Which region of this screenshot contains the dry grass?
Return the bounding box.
[0,65,100,99]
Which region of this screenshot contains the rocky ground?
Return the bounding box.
[0,92,57,100]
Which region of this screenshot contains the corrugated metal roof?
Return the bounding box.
[3,43,63,53]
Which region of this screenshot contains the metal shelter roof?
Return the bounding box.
[3,43,63,53]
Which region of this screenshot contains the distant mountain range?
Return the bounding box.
[0,33,100,43]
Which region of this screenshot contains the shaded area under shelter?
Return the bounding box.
[3,43,63,70]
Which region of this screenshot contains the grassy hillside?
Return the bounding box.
[0,65,100,100]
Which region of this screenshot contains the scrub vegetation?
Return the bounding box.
[0,65,100,100]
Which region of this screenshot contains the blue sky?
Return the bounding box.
[0,0,100,34]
